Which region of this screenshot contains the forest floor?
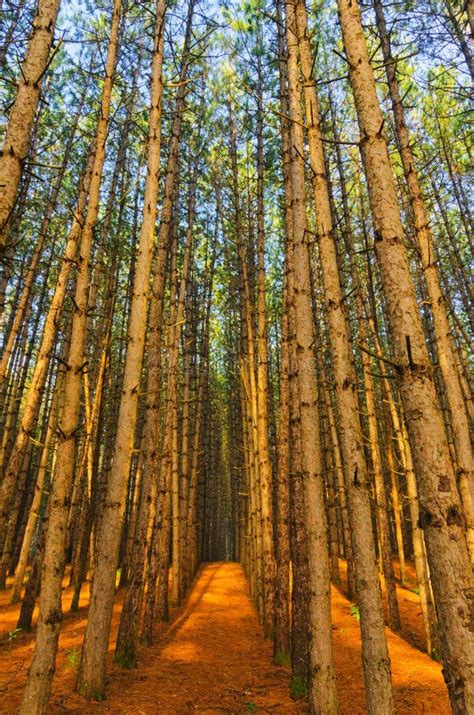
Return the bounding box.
[0,562,450,714]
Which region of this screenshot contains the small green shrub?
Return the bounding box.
[274,650,291,666]
[66,646,80,670]
[349,603,360,622]
[290,674,308,699]
[8,627,23,643]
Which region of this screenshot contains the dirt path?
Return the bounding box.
[90,562,303,714]
[0,564,303,714]
[0,562,450,714]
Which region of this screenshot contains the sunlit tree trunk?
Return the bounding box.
[337,1,474,710]
[255,53,276,637]
[0,0,61,262]
[76,0,166,698]
[0,151,94,552]
[0,71,88,384]
[295,1,394,709]
[19,2,122,711]
[285,1,338,708]
[374,0,474,562]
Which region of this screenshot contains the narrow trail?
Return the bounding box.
[0,562,450,714]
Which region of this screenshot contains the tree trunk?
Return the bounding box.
[337,1,474,710]
[255,54,276,637]
[0,0,61,260]
[76,0,166,698]
[374,0,474,562]
[295,1,394,709]
[285,1,338,708]
[19,1,122,710]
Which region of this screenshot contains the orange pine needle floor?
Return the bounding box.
[0,562,450,713]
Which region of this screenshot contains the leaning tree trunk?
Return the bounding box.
[9,365,64,604]
[441,0,474,80]
[0,0,62,262]
[0,150,94,553]
[0,67,89,385]
[373,0,474,562]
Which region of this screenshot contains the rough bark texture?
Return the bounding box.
[76,0,166,698]
[337,1,474,711]
[0,152,93,550]
[295,1,394,709]
[374,0,474,562]
[255,54,276,638]
[18,3,122,712]
[0,0,61,258]
[285,1,338,709]
[273,0,292,660]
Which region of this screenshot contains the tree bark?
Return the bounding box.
[374,0,474,562]
[0,151,94,548]
[0,0,61,260]
[19,2,122,710]
[76,0,166,698]
[295,1,394,708]
[337,1,474,710]
[285,1,338,708]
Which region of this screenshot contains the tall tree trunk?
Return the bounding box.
[337,1,474,710]
[285,1,338,709]
[228,105,265,621]
[76,0,166,699]
[274,280,291,661]
[19,1,122,710]
[9,366,63,604]
[0,0,61,261]
[0,66,89,385]
[255,52,276,637]
[0,151,94,546]
[273,0,291,659]
[374,0,474,561]
[170,157,199,606]
[295,1,394,709]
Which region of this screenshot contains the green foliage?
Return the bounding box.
[114,649,137,669]
[349,604,361,622]
[274,650,291,666]
[290,675,308,699]
[66,646,80,670]
[8,627,23,644]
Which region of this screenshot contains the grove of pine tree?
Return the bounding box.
[0,0,472,713]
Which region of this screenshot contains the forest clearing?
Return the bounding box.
[0,0,472,712]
